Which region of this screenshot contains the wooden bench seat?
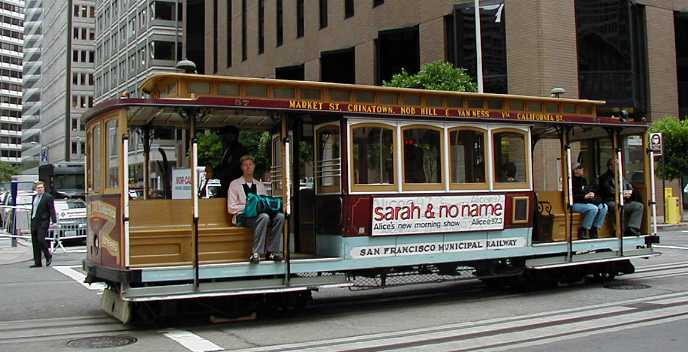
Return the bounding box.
[128,198,254,267]
[536,191,614,242]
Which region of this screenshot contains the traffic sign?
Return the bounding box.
[650,133,662,155]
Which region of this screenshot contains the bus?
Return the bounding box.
[82,72,659,323]
[39,162,85,199]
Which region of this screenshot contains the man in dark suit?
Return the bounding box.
[30,181,56,268]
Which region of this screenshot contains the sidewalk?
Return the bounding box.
[0,238,33,265]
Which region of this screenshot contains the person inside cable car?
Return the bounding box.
[216,126,247,198]
[227,155,284,264]
[598,159,644,236]
[571,164,608,239]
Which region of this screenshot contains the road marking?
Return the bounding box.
[228,292,688,352]
[654,245,688,250]
[162,330,223,352]
[52,265,105,292]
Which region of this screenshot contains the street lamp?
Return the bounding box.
[550,87,566,98]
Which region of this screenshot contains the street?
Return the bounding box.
[1,231,687,352]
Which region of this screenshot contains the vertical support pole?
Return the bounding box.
[142,127,150,200]
[649,150,659,236]
[190,116,200,289]
[565,131,573,262]
[474,0,484,93]
[123,135,130,267]
[282,117,291,285]
[616,133,624,256]
[10,180,16,247]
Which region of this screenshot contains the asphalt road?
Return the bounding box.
[1,231,687,352]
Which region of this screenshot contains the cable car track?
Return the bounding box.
[3,259,688,346]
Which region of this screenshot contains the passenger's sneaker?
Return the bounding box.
[249,253,260,264]
[268,252,284,262]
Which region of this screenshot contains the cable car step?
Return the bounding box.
[122,274,350,302]
[525,248,659,270]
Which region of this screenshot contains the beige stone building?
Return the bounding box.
[184,0,688,218]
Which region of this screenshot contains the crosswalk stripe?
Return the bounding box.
[162,330,223,352]
[52,265,105,292]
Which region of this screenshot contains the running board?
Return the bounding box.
[122,274,350,302]
[526,249,660,270]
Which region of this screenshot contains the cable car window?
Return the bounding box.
[402,127,442,184]
[315,125,340,194]
[93,124,102,192]
[493,131,527,184]
[449,128,486,185]
[352,126,395,186]
[106,119,119,189]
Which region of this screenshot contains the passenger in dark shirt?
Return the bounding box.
[215,126,246,198]
[571,164,608,239]
[598,159,644,236]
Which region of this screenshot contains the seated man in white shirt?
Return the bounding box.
[227,155,285,264]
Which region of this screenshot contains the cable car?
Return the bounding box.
[82,73,660,323]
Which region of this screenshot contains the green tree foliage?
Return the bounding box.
[383,61,478,92]
[650,117,688,180]
[197,130,272,179]
[0,161,17,182]
[197,132,223,168]
[239,131,272,178]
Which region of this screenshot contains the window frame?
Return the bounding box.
[447,126,488,191]
[400,124,445,191]
[348,121,398,193]
[491,127,531,190]
[314,122,341,195]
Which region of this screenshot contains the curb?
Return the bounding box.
[657,223,688,232]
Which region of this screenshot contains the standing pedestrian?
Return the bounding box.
[30,181,56,268]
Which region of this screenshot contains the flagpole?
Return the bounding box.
[474,0,484,93]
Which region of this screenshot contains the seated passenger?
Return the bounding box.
[199,164,215,198]
[598,159,644,236]
[571,164,608,239]
[227,155,284,264]
[503,161,517,182]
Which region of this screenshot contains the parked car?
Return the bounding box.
[52,199,87,244]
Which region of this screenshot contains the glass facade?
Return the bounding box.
[575,0,647,117]
[451,0,507,94]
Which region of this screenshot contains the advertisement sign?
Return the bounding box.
[372,195,506,236]
[171,168,192,199]
[351,237,527,259]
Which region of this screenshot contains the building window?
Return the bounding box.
[72,142,77,154]
[373,0,384,7]
[72,50,78,62]
[213,0,218,72]
[152,1,176,20]
[297,0,304,38]
[80,51,87,62]
[73,27,78,39]
[89,50,94,63]
[449,128,486,187]
[402,127,442,186]
[227,0,232,67]
[493,130,527,186]
[321,47,355,83]
[452,0,507,94]
[676,12,688,118]
[276,0,283,46]
[575,0,647,117]
[258,0,264,54]
[319,0,328,29]
[351,125,395,191]
[376,26,420,84]
[241,0,247,61]
[345,0,354,18]
[150,41,175,60]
